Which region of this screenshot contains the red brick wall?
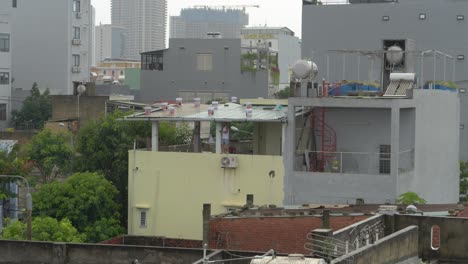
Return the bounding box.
[209,216,368,255]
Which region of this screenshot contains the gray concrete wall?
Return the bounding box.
[50,95,108,128]
[331,226,419,264]
[411,90,460,203]
[394,215,468,262]
[277,34,301,88]
[139,39,269,103]
[302,0,468,160]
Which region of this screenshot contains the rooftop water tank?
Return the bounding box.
[292,60,318,80]
[386,45,404,65]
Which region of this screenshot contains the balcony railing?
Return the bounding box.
[296,148,414,174]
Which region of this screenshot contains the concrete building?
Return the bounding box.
[94,24,126,65]
[140,38,278,103]
[91,59,140,85]
[111,0,167,60]
[0,0,94,95]
[170,7,249,39]
[285,89,460,205]
[125,102,288,240]
[301,0,468,160]
[0,15,11,128]
[241,27,301,89]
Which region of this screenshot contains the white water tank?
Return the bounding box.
[292,60,318,80]
[386,45,404,65]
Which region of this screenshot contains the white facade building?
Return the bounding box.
[95,24,126,65]
[111,0,167,60]
[0,14,11,128]
[0,0,94,95]
[241,27,301,89]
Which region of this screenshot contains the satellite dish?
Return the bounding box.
[386,45,404,65]
[77,84,86,95]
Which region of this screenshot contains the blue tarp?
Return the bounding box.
[328,83,380,96]
[423,84,457,92]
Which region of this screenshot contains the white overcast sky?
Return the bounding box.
[90,0,320,38]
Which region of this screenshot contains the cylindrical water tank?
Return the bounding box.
[386,45,404,65]
[292,60,318,80]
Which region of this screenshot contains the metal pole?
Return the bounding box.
[342,53,346,81]
[433,52,437,88]
[420,52,424,89]
[443,56,447,81]
[326,54,330,82]
[357,55,361,82]
[453,59,456,82]
[0,175,32,240]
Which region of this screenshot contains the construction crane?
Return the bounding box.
[193,5,260,12]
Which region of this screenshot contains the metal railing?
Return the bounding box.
[297,149,415,174]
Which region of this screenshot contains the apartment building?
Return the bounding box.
[0,15,11,128]
[0,0,94,95]
[111,0,167,60]
[95,24,125,65]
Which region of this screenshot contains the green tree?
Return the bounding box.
[274,86,290,99]
[74,111,150,227]
[26,129,72,183]
[460,161,468,201]
[397,192,427,205]
[33,172,124,242]
[11,82,51,129]
[2,216,84,242]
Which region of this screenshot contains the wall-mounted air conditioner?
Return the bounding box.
[72,39,81,45]
[220,156,238,168]
[72,67,81,73]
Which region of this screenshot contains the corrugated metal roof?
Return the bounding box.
[124,103,288,123]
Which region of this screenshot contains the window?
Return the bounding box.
[382,16,390,21]
[73,54,80,67]
[73,27,80,39]
[103,70,106,75]
[120,70,124,75]
[457,15,465,21]
[419,13,426,20]
[139,210,147,228]
[12,0,17,8]
[0,34,10,52]
[268,42,272,47]
[111,70,115,75]
[196,53,213,71]
[457,55,465,60]
[142,52,164,71]
[379,145,391,174]
[0,104,6,121]
[73,0,80,12]
[0,73,9,85]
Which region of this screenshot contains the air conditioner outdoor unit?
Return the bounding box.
[75,12,82,19]
[220,156,238,168]
[72,67,81,73]
[72,39,81,45]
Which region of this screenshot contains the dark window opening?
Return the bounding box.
[379,145,391,174]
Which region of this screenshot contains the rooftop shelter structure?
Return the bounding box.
[123,100,290,240]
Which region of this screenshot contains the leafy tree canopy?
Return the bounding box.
[33,172,124,242]
[26,129,72,183]
[74,110,150,227]
[460,161,468,201]
[397,192,427,205]
[274,86,290,99]
[2,216,84,242]
[11,82,51,129]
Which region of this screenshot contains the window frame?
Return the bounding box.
[72,54,80,67]
[0,104,7,121]
[73,0,81,12]
[12,0,17,8]
[0,72,9,85]
[0,33,10,52]
[73,27,81,40]
[139,210,148,228]
[379,145,391,174]
[196,53,213,72]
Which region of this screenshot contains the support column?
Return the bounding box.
[281,123,287,155]
[391,107,400,200]
[194,121,201,153]
[215,122,222,154]
[152,121,159,152]
[202,204,211,246]
[285,103,297,205]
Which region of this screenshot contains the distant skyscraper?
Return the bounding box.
[170,7,249,39]
[95,24,126,64]
[111,0,167,60]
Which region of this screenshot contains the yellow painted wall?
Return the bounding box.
[128,151,284,240]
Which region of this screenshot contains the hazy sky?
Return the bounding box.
[91,0,305,37]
